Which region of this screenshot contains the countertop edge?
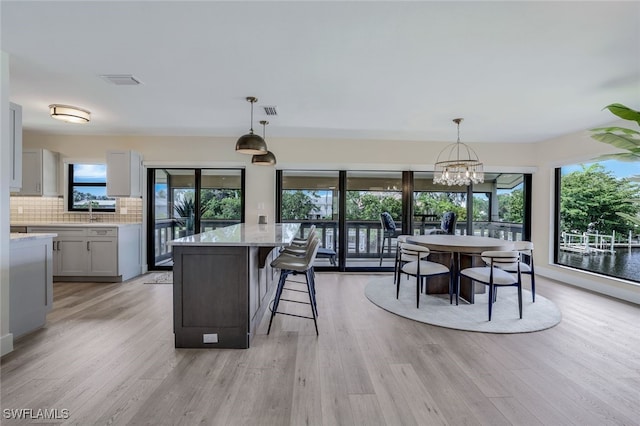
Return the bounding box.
[13,222,142,228]
[11,233,57,242]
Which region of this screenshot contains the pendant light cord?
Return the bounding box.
[249,99,255,134]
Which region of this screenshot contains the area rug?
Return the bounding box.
[365,276,561,333]
[143,272,173,284]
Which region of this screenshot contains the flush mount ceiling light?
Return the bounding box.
[49,104,91,123]
[235,96,268,155]
[433,118,484,186]
[252,120,277,166]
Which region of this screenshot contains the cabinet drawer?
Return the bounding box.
[88,228,117,237]
[28,227,87,237]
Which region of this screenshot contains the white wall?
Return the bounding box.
[21,132,538,223]
[1,52,14,355]
[20,119,640,306]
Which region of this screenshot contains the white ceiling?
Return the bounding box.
[2,1,639,144]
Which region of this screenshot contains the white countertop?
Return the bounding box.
[10,232,57,242]
[169,223,301,247]
[12,222,141,228]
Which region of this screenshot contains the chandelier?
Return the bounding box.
[433,118,484,186]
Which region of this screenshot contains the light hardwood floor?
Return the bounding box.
[1,272,639,425]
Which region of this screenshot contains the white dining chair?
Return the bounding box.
[397,243,451,309]
[458,250,522,321]
[497,241,535,302]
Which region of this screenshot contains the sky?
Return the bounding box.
[563,160,640,179]
[72,164,109,198]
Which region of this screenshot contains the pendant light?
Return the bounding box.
[433,118,484,186]
[252,120,277,166]
[235,96,268,155]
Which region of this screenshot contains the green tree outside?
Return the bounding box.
[414,192,466,221]
[346,192,402,220]
[202,189,242,219]
[472,195,489,221]
[561,164,640,234]
[498,189,524,223]
[281,190,319,220]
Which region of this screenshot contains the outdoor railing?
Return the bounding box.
[154,218,525,266]
[153,218,240,264]
[291,220,524,260]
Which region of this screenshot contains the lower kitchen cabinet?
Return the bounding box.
[88,238,118,276]
[56,237,88,276]
[27,224,141,282]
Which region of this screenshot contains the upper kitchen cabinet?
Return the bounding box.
[16,148,60,196]
[9,102,22,192]
[107,150,142,197]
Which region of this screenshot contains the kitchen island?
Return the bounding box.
[169,223,300,349]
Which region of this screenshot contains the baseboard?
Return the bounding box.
[536,265,640,305]
[1,333,14,357]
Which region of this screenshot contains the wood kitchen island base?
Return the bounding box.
[170,223,300,349]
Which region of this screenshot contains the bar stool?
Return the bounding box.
[268,238,320,335]
[379,212,398,266]
[290,225,316,247]
[281,226,317,256]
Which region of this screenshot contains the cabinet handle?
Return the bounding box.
[87,241,90,251]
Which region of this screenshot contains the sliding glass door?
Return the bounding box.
[413,172,467,236]
[147,168,244,270]
[472,173,527,241]
[277,169,531,272]
[345,171,403,268]
[278,171,340,268]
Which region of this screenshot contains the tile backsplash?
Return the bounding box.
[10,197,143,223]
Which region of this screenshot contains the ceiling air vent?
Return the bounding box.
[262,105,278,116]
[100,74,142,85]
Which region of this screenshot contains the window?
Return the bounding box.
[555,160,640,283]
[473,173,527,241]
[68,164,116,212]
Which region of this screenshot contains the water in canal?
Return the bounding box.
[557,248,640,283]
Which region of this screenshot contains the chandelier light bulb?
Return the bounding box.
[433,117,484,186]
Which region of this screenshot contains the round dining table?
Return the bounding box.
[406,234,514,303]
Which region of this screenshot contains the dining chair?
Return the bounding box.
[458,250,522,321]
[425,211,457,235]
[494,241,535,302]
[397,243,451,309]
[394,236,428,288]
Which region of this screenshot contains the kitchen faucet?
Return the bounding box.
[87,198,97,222]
